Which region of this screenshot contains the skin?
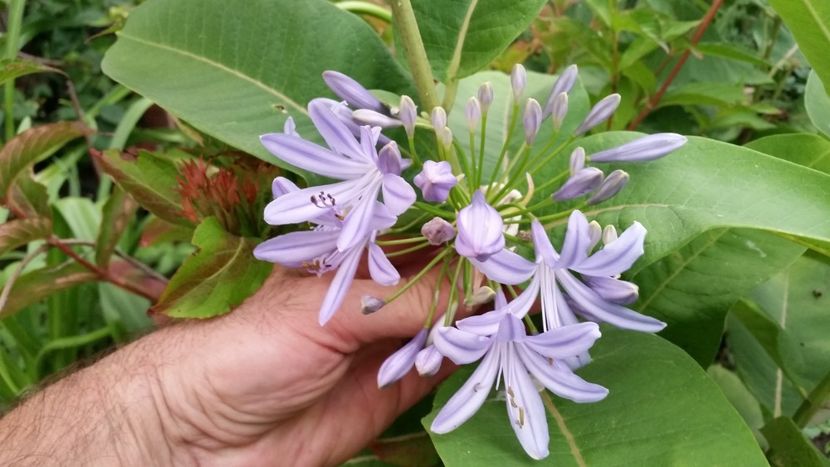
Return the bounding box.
[0,265,454,466]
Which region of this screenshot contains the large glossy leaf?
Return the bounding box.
[747,133,830,174]
[727,253,830,417]
[762,417,829,467]
[101,0,412,173]
[769,0,830,91]
[633,228,804,364]
[425,329,766,465]
[406,0,546,83]
[152,217,270,318]
[0,122,88,199]
[538,134,830,269]
[805,72,830,138]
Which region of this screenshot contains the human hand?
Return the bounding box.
[150,263,451,466]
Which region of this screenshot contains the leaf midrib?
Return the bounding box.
[444,0,480,83]
[798,0,830,51]
[115,32,308,116]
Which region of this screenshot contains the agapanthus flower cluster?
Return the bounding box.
[253,65,687,459]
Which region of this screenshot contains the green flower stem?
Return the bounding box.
[529,170,570,204]
[468,130,477,185]
[424,256,451,328]
[414,201,456,219]
[527,136,575,176]
[406,134,421,165]
[389,212,429,234]
[486,103,520,194]
[335,1,392,22]
[383,247,452,304]
[384,241,431,258]
[488,144,530,204]
[793,371,830,428]
[376,236,427,246]
[443,256,465,326]
[388,0,439,111]
[4,0,27,141]
[476,112,488,187]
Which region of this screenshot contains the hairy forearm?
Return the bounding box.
[0,329,193,466]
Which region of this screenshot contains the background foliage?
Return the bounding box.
[0,0,828,464]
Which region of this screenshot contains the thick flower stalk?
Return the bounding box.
[253,66,687,459]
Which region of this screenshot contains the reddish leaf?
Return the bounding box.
[95,186,139,266]
[0,262,97,318]
[0,217,52,256]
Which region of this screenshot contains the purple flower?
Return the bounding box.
[465,97,481,131]
[553,167,604,201]
[322,70,386,113]
[254,183,400,325]
[590,133,687,162]
[414,160,457,203]
[575,94,621,135]
[378,329,429,388]
[477,82,494,113]
[473,212,666,333]
[587,169,629,204]
[511,64,527,102]
[415,344,443,376]
[399,95,417,138]
[544,64,578,118]
[455,191,505,261]
[523,98,543,144]
[431,312,606,460]
[261,98,416,251]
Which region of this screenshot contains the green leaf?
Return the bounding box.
[95,187,138,266]
[93,149,188,226]
[659,82,747,108]
[0,217,51,257]
[425,329,767,466]
[633,228,804,364]
[0,122,88,200]
[101,0,412,173]
[708,364,767,448]
[0,262,97,318]
[695,42,771,67]
[153,217,270,318]
[0,58,61,86]
[768,0,830,91]
[406,0,546,82]
[727,253,830,417]
[805,71,830,138]
[762,417,830,467]
[747,133,830,174]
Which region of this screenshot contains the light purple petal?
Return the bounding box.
[253,229,339,266]
[337,182,382,251]
[322,70,385,112]
[353,109,403,128]
[523,322,601,359]
[318,244,364,325]
[377,141,402,175]
[430,347,500,434]
[370,201,398,231]
[308,98,367,161]
[556,270,666,332]
[530,220,558,266]
[264,176,367,225]
[517,347,608,403]
[590,133,687,163]
[414,160,457,203]
[471,248,536,285]
[553,167,604,201]
[504,346,549,460]
[575,94,621,135]
[260,133,367,179]
[587,169,629,205]
[571,221,646,276]
[457,309,508,336]
[377,329,428,388]
[368,242,400,286]
[433,327,492,364]
[556,210,593,269]
[455,191,505,261]
[271,176,299,199]
[523,98,542,144]
[415,345,443,376]
[539,269,581,330]
[381,173,416,215]
[549,65,578,104]
[502,274,541,319]
[583,276,639,304]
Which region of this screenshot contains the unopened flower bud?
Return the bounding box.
[523,98,543,144]
[590,133,687,162]
[437,126,453,149]
[377,141,403,175]
[377,329,428,388]
[511,64,527,102]
[569,147,586,175]
[322,70,385,112]
[465,97,481,132]
[602,225,618,245]
[414,160,457,203]
[553,167,604,201]
[587,220,602,250]
[352,109,402,128]
[588,169,629,205]
[477,82,494,113]
[551,64,578,98]
[431,106,447,129]
[361,295,386,314]
[398,95,417,138]
[575,94,621,135]
[455,191,504,261]
[465,286,496,307]
[548,92,569,130]
[415,345,442,376]
[421,217,455,245]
